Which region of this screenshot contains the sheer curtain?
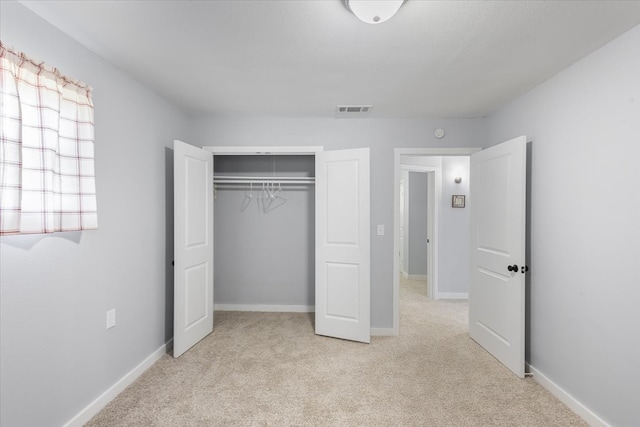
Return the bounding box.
[0,42,97,235]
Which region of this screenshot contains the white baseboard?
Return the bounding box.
[527,364,610,427]
[400,270,409,279]
[63,340,171,427]
[436,292,468,300]
[215,304,315,313]
[408,274,428,280]
[371,327,396,336]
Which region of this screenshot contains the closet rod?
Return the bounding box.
[214,179,315,185]
[213,176,315,185]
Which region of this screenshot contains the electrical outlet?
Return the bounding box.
[377,224,385,236]
[106,309,116,329]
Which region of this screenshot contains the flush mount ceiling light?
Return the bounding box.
[347,0,405,24]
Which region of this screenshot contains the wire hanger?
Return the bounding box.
[263,181,287,213]
[240,182,254,212]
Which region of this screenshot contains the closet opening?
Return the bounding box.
[212,155,316,312]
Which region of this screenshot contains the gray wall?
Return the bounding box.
[408,172,428,276]
[192,118,490,327]
[439,157,470,294]
[0,2,192,426]
[487,24,640,427]
[213,156,315,306]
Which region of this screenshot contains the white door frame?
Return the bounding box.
[393,148,481,335]
[401,166,437,299]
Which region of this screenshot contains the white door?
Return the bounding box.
[316,148,371,343]
[173,140,214,357]
[426,172,434,299]
[469,136,527,377]
[399,178,405,273]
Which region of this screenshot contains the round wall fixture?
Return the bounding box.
[434,128,445,139]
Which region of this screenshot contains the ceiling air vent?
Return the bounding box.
[336,105,372,115]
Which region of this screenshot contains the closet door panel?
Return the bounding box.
[326,159,359,244]
[316,148,370,343]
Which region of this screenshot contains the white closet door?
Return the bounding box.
[469,136,527,377]
[315,148,370,343]
[173,140,214,357]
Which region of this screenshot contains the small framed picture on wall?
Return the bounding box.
[452,195,465,208]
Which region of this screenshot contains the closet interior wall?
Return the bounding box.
[213,155,316,308]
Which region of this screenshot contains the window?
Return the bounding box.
[0,42,97,235]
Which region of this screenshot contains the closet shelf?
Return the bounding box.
[213,175,315,185]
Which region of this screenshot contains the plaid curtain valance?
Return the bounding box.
[0,41,97,235]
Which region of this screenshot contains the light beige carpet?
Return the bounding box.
[86,278,586,426]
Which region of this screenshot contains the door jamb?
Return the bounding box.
[393,148,481,336]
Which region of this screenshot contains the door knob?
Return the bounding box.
[507,264,519,272]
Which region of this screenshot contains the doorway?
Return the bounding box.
[400,167,436,299]
[392,148,480,335]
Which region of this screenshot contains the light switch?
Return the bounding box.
[106,309,116,329]
[377,224,385,236]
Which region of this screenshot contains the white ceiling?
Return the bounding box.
[20,0,640,118]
